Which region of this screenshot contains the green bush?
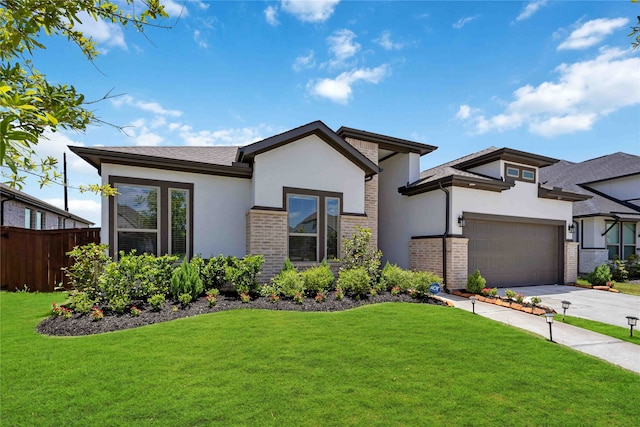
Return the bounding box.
[340,227,381,286]
[272,269,305,298]
[64,243,111,299]
[411,271,444,295]
[108,294,129,314]
[301,261,335,294]
[98,261,132,311]
[226,255,264,296]
[178,293,193,306]
[147,294,165,311]
[379,262,412,292]
[505,289,516,299]
[608,259,629,282]
[466,269,486,294]
[337,267,371,297]
[199,255,228,291]
[170,259,204,301]
[627,254,640,279]
[68,290,95,313]
[113,251,177,301]
[588,264,612,286]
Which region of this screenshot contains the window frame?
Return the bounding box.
[24,208,31,229]
[284,187,342,263]
[605,221,637,260]
[504,163,536,183]
[109,176,193,259]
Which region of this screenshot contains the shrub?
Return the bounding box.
[226,255,264,296]
[314,291,326,302]
[490,287,498,297]
[379,262,412,292]
[283,258,296,272]
[120,252,177,301]
[301,261,335,294]
[178,293,193,306]
[271,269,305,298]
[65,243,111,299]
[170,259,204,302]
[334,287,344,301]
[505,289,516,300]
[340,227,381,286]
[515,293,525,304]
[608,259,629,282]
[530,296,542,306]
[293,291,304,304]
[147,294,165,311]
[337,267,371,297]
[200,255,228,291]
[411,271,443,296]
[240,292,250,303]
[588,264,612,286]
[466,269,487,294]
[108,294,129,314]
[130,306,141,317]
[90,307,103,321]
[68,290,95,313]
[627,254,640,279]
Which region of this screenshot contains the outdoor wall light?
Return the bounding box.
[544,313,555,342]
[561,300,571,321]
[458,215,466,227]
[470,296,476,314]
[626,316,638,337]
[568,223,575,234]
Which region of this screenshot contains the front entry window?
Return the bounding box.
[606,221,637,260]
[286,189,341,263]
[117,185,159,255]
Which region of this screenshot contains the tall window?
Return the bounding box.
[24,208,31,229]
[286,189,341,262]
[110,177,192,259]
[35,211,44,230]
[606,221,637,260]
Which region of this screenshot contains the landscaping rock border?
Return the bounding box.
[451,290,555,315]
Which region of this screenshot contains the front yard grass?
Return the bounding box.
[2,291,639,426]
[555,314,640,345]
[612,282,640,296]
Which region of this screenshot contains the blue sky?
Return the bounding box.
[15,0,640,226]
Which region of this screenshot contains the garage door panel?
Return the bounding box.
[467,219,560,287]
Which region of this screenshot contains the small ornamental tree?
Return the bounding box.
[340,227,382,286]
[466,269,486,294]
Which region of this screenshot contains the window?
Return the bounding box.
[35,211,44,230]
[24,208,31,229]
[606,221,637,260]
[286,188,341,262]
[57,217,64,229]
[504,163,536,183]
[110,177,193,259]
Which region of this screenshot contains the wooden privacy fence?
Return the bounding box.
[0,226,101,292]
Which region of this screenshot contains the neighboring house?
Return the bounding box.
[70,120,584,289]
[540,152,640,274]
[0,184,93,229]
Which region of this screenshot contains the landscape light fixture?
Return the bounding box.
[544,313,555,342]
[458,215,466,227]
[626,316,638,338]
[568,223,575,234]
[470,296,476,314]
[561,300,571,321]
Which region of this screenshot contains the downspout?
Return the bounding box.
[1,194,16,226]
[439,182,449,291]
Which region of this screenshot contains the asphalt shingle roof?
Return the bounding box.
[82,146,240,166]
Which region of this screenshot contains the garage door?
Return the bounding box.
[466,219,561,287]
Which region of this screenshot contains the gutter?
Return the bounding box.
[439,182,449,290]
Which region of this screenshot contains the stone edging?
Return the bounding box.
[451,290,555,315]
[567,283,620,293]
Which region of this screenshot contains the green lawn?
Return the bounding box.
[613,282,640,296]
[555,314,640,345]
[2,292,639,426]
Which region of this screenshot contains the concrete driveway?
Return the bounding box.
[496,285,640,329]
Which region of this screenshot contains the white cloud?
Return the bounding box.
[163,0,188,17]
[515,1,547,22]
[375,31,404,51]
[265,6,279,26]
[456,47,640,137]
[194,29,208,49]
[327,29,360,69]
[308,65,390,104]
[195,1,209,10]
[558,17,629,50]
[292,50,316,72]
[75,12,126,51]
[177,125,271,146]
[111,95,183,117]
[452,16,478,29]
[281,0,340,23]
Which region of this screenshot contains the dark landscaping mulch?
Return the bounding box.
[37,292,449,337]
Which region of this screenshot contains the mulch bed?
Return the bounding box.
[37,292,450,337]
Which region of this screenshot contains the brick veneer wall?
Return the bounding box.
[246,208,287,283]
[409,237,469,290]
[342,137,378,249]
[564,241,579,284]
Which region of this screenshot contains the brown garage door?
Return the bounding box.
[466,219,561,287]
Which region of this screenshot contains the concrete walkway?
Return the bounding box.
[441,294,640,375]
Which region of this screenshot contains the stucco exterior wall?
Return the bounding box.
[588,175,640,203]
[252,135,366,213]
[101,163,252,258]
[578,216,640,273]
[468,160,501,180]
[451,182,573,239]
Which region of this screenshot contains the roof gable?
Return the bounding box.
[454,147,559,170]
[237,121,380,177]
[336,126,437,156]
